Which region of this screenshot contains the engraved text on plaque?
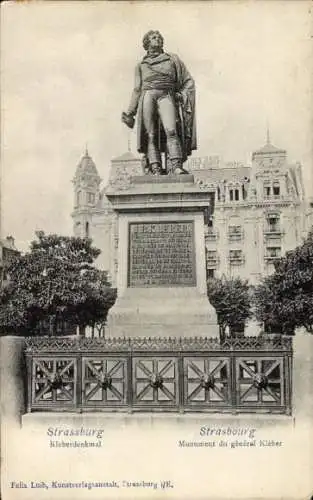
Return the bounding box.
[128,221,196,287]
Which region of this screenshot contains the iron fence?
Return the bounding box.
[25,335,293,415]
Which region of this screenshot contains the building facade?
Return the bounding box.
[72,139,308,286]
[0,236,19,288]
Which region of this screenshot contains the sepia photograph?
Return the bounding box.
[1,1,312,499]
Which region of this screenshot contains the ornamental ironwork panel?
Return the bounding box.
[184,357,231,408]
[82,357,128,408]
[31,357,77,409]
[132,357,179,409]
[236,357,284,408]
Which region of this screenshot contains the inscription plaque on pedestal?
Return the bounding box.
[128,221,196,287]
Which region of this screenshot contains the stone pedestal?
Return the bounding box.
[106,175,218,337]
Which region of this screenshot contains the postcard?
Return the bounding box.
[1,1,312,499]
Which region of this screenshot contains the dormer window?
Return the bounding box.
[263,181,280,199]
[229,188,240,202]
[273,182,280,197]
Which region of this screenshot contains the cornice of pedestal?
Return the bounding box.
[106,175,215,213]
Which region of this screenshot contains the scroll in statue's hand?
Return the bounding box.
[121,112,135,129]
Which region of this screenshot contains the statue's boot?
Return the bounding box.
[151,162,162,175]
[171,158,187,175]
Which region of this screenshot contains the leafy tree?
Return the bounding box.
[71,267,117,336]
[253,229,313,334]
[207,275,252,341]
[0,231,117,336]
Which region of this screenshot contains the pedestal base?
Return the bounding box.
[106,175,218,338]
[106,287,218,338]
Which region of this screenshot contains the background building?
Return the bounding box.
[0,236,19,288]
[72,137,308,286]
[305,197,313,233]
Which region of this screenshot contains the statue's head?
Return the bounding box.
[142,30,164,52]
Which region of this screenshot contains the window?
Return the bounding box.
[87,192,95,204]
[229,188,240,201]
[206,225,218,240]
[85,222,89,238]
[206,251,218,268]
[265,247,281,259]
[207,250,217,261]
[228,225,243,241]
[229,250,244,263]
[207,269,215,279]
[273,183,280,197]
[230,250,240,259]
[208,218,213,228]
[76,191,82,205]
[229,225,241,234]
[267,214,280,233]
[264,185,271,198]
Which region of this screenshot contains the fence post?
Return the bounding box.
[127,349,133,413]
[178,352,184,413]
[26,352,32,413]
[285,351,293,416]
[76,352,82,413]
[230,351,237,414]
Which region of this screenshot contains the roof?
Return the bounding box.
[74,149,100,178]
[252,142,286,156]
[192,166,251,185]
[111,151,141,163]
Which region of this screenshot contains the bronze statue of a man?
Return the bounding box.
[122,30,197,175]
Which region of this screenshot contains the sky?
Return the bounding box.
[1,1,312,251]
